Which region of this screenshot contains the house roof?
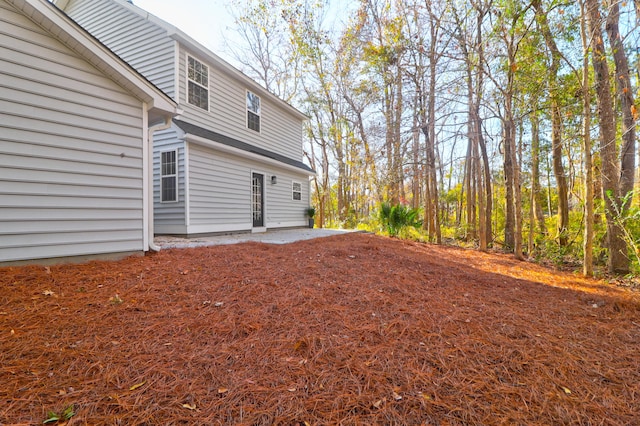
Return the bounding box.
[9,0,177,123]
[99,0,308,122]
[174,119,315,175]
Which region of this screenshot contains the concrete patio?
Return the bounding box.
[154,228,359,249]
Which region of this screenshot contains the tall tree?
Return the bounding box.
[361,0,408,204]
[451,0,493,250]
[529,109,547,247]
[605,0,636,206]
[227,0,301,102]
[533,0,569,247]
[492,0,534,259]
[579,0,594,276]
[586,0,629,274]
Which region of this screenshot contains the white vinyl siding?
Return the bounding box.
[0,1,147,262]
[177,46,304,161]
[188,144,250,227]
[186,142,309,233]
[64,0,177,97]
[267,172,309,226]
[153,127,186,232]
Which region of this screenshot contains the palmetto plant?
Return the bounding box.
[378,202,422,237]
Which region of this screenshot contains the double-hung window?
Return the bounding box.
[188,56,209,110]
[292,181,302,201]
[247,90,260,132]
[161,150,177,202]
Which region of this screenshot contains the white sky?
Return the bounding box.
[130,0,355,65]
[132,0,236,60]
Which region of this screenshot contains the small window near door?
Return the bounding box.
[292,181,302,201]
[161,150,177,202]
[247,90,260,132]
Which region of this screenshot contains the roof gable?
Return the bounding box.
[8,0,177,122]
[58,0,306,122]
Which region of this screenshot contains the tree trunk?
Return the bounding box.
[586,0,629,274]
[580,0,594,277]
[605,0,636,207]
[534,0,569,247]
[530,112,546,238]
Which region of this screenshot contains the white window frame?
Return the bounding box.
[246,90,261,132]
[160,150,178,203]
[187,55,209,111]
[292,181,302,201]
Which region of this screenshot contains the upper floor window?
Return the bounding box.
[188,56,208,110]
[292,181,302,201]
[247,91,260,132]
[161,150,177,202]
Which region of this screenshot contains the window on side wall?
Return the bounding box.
[247,90,260,132]
[187,56,209,110]
[161,150,177,202]
[292,181,302,201]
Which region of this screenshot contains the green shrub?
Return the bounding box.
[378,203,422,237]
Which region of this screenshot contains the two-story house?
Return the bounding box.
[56,0,315,237]
[0,0,177,264]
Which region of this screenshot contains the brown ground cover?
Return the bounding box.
[1,233,639,425]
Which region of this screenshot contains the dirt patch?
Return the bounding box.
[2,233,639,425]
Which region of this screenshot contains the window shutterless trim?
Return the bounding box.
[246,90,261,133]
[292,181,302,201]
[160,149,178,203]
[187,54,209,111]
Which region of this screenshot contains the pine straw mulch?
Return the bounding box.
[1,233,640,425]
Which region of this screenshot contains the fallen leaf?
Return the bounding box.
[418,392,432,401]
[373,399,384,409]
[561,386,572,395]
[392,390,403,401]
[42,290,55,296]
[218,388,228,394]
[182,403,196,410]
[129,381,146,391]
[287,387,297,392]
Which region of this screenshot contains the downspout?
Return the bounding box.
[147,113,173,252]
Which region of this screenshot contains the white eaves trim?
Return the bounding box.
[11,0,177,120]
[183,133,316,176]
